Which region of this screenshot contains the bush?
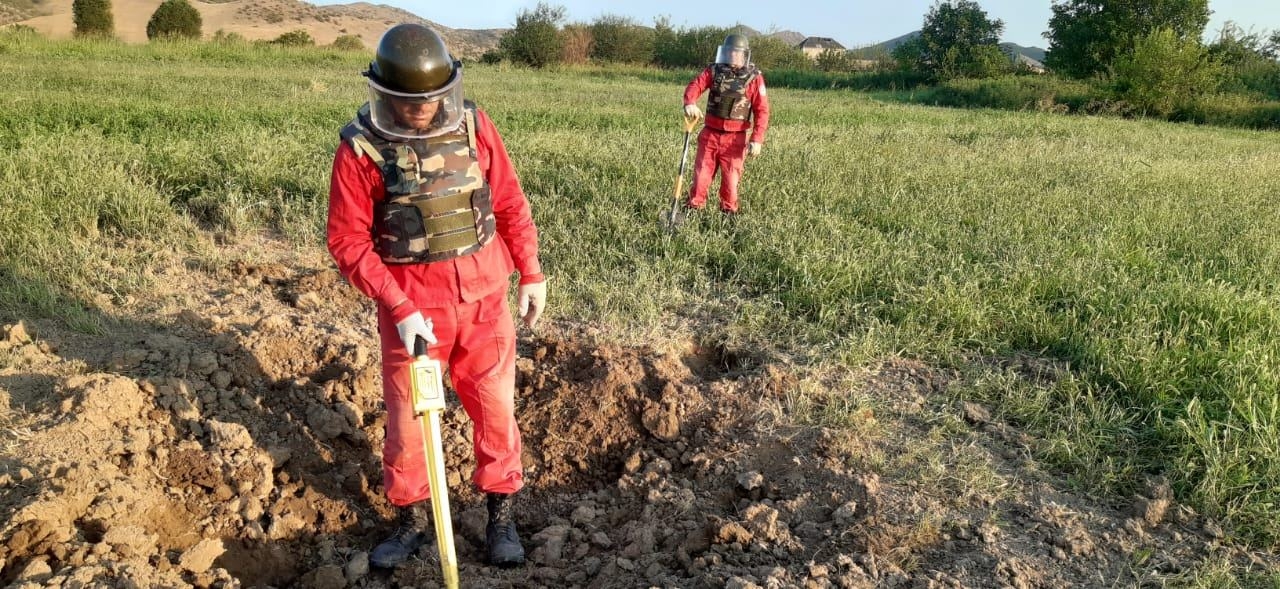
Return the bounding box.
[498,2,564,68]
[815,48,858,73]
[653,22,730,68]
[329,34,363,52]
[146,0,201,40]
[271,29,314,47]
[479,49,504,65]
[2,24,41,38]
[589,14,652,64]
[210,29,245,45]
[559,23,592,65]
[72,0,113,38]
[1209,23,1280,100]
[750,34,810,71]
[1111,28,1223,117]
[919,75,1097,111]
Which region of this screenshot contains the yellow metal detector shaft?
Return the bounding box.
[665,114,702,229]
[410,337,459,589]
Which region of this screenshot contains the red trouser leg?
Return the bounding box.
[686,128,719,209]
[378,288,522,507]
[716,131,749,212]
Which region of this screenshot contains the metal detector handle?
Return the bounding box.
[414,335,429,358]
[683,113,700,133]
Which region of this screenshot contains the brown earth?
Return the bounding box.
[1,0,503,57]
[0,241,1276,588]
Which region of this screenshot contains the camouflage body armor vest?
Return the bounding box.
[341,102,496,264]
[706,63,758,121]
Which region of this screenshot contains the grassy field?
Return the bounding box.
[3,33,1280,555]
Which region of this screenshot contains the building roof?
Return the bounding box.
[798,36,845,50]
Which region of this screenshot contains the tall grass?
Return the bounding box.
[4,34,1280,551]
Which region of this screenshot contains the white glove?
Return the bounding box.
[684,104,701,118]
[517,281,547,330]
[395,311,437,356]
[748,142,762,157]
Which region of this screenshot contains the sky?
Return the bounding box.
[312,0,1280,49]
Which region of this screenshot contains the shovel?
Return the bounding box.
[661,114,702,230]
[411,336,459,589]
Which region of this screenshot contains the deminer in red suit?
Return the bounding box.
[326,23,545,570]
[682,33,772,214]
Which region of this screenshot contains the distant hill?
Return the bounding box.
[999,42,1046,63]
[768,30,807,47]
[726,24,813,47]
[850,30,1046,65]
[1,0,505,57]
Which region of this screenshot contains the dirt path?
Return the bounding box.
[0,249,1272,588]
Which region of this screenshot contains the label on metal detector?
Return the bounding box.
[411,357,446,414]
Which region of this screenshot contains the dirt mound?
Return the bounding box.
[1,256,1276,588]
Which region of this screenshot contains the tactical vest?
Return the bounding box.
[341,102,497,265]
[706,64,758,121]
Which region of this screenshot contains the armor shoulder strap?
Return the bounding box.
[340,120,386,165]
[464,105,478,153]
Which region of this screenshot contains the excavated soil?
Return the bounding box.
[0,252,1276,588]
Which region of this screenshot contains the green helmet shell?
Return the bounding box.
[722,34,750,51]
[367,24,458,94]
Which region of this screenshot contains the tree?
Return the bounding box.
[498,2,564,68]
[72,0,113,38]
[590,14,653,64]
[1111,28,1222,116]
[1045,0,1210,79]
[894,0,1008,79]
[146,0,201,40]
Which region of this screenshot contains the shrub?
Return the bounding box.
[750,34,811,71]
[559,23,593,65]
[146,0,201,41]
[498,2,564,68]
[329,34,363,52]
[72,0,113,38]
[589,14,652,64]
[271,29,314,47]
[210,29,245,44]
[1111,28,1223,117]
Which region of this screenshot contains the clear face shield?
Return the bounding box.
[714,46,750,68]
[366,62,465,140]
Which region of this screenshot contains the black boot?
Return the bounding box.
[370,501,432,568]
[485,493,525,567]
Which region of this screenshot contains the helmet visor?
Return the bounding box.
[367,62,465,140]
[714,46,750,66]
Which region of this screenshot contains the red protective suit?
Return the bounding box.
[327,107,543,507]
[683,66,771,213]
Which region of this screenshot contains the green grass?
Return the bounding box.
[4,34,1280,557]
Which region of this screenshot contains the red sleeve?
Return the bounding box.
[326,142,417,322]
[684,68,712,106]
[749,73,770,145]
[476,109,543,285]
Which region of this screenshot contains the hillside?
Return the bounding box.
[1,0,504,56]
